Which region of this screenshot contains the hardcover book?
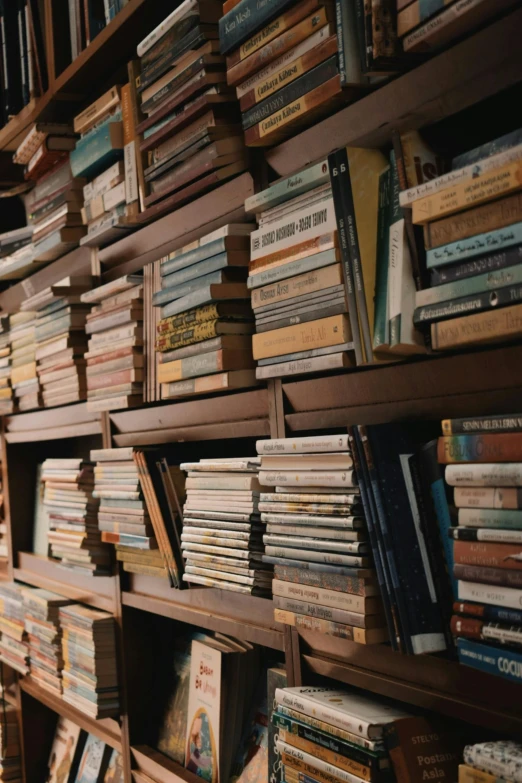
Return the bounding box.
[185,640,222,783]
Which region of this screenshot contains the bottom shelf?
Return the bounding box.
[132,746,201,783]
[19,676,122,750]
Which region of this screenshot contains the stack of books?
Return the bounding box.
[0,226,34,282]
[136,1,248,223]
[41,458,110,576]
[154,224,257,399]
[81,274,144,412]
[0,702,21,783]
[70,86,132,248]
[273,686,410,783]
[22,587,72,694]
[9,311,42,412]
[439,413,522,681]
[397,0,518,54]
[460,741,522,783]
[406,128,522,353]
[94,446,186,586]
[22,276,92,408]
[180,456,272,594]
[59,604,120,719]
[0,583,29,675]
[0,317,13,415]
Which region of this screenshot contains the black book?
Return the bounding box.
[429,244,522,286]
[219,0,295,55]
[140,26,218,91]
[1,0,24,118]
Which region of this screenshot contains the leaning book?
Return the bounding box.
[185,640,222,783]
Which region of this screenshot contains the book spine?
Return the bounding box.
[418,261,522,306]
[454,539,522,571]
[454,600,522,625]
[404,0,498,52]
[279,741,366,783]
[274,692,373,739]
[447,463,522,487]
[219,0,296,55]
[155,320,222,351]
[454,129,522,169]
[454,562,522,588]
[70,122,123,180]
[454,487,522,510]
[139,26,205,90]
[272,578,373,612]
[245,158,329,213]
[249,233,337,275]
[427,222,522,270]
[443,413,522,436]
[426,193,522,250]
[372,164,391,351]
[457,637,522,684]
[154,271,226,307]
[439,434,522,464]
[266,546,366,567]
[252,313,349,360]
[227,0,320,67]
[431,301,522,350]
[136,0,198,57]
[74,85,120,134]
[157,304,223,333]
[161,252,242,290]
[457,580,522,610]
[251,263,342,309]
[257,434,349,454]
[273,564,373,594]
[158,335,233,362]
[242,54,338,130]
[277,727,372,778]
[459,507,522,528]
[397,0,448,35]
[464,747,522,782]
[414,284,522,327]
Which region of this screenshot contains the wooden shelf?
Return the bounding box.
[20,677,122,750]
[296,628,522,734]
[15,553,117,612]
[266,6,522,175]
[281,343,522,431]
[122,574,284,650]
[0,96,51,154]
[3,403,102,443]
[110,387,271,446]
[132,746,201,783]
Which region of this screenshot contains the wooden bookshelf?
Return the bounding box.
[131,747,201,783]
[3,403,102,443]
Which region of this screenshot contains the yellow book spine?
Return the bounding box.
[252,314,351,360]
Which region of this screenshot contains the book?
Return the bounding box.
[47,717,85,783]
[430,302,522,351]
[442,413,522,435]
[458,637,522,683]
[383,717,462,783]
[438,434,522,463]
[463,742,522,781]
[424,192,522,249]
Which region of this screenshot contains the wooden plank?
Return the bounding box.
[113,418,270,446]
[132,746,201,783]
[5,420,102,443]
[5,402,100,432]
[15,553,116,611]
[99,173,254,276]
[110,388,269,433]
[122,576,284,650]
[266,7,522,175]
[20,677,122,750]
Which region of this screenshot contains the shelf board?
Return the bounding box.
[122,574,284,650]
[298,629,522,734]
[20,677,122,750]
[4,403,102,443]
[282,343,522,430]
[110,387,270,446]
[266,6,522,175]
[132,746,201,783]
[15,553,117,612]
[0,96,51,153]
[99,173,254,278]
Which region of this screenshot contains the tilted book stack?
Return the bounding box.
[93,445,186,587]
[41,458,111,576]
[0,226,35,282]
[0,316,13,415]
[404,128,522,352]
[273,686,410,783]
[439,413,522,682]
[58,604,119,719]
[154,223,257,399]
[81,274,144,412]
[0,582,29,675]
[21,587,72,694]
[460,740,522,783]
[135,0,248,223]
[0,700,21,783]
[22,276,92,408]
[9,310,42,412]
[180,456,273,594]
[258,434,386,643]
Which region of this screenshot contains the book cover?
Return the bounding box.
[103,751,124,783]
[185,640,222,783]
[458,637,522,683]
[75,734,111,783]
[47,717,84,783]
[383,717,462,783]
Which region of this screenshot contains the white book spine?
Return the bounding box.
[399,143,522,207]
[454,488,515,509]
[256,434,348,454]
[259,470,356,488]
[446,463,522,487]
[483,625,522,647]
[457,580,522,611]
[261,513,359,527]
[136,0,198,57]
[462,529,522,543]
[181,542,251,559]
[266,524,359,539]
[103,181,127,212]
[272,579,367,612]
[124,141,139,204]
[265,545,365,566]
[464,745,522,783]
[245,161,330,215]
[277,740,364,783]
[458,508,522,528]
[263,535,364,554]
[274,689,373,738]
[250,198,336,261]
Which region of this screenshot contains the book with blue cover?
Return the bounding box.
[458,637,522,683]
[70,122,124,180]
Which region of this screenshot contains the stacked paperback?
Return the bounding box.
[460,741,522,783]
[81,274,144,412]
[180,456,272,594]
[9,311,41,412]
[0,226,34,282]
[0,583,29,675]
[407,127,522,352]
[273,686,409,783]
[22,276,92,408]
[22,587,72,694]
[41,458,110,575]
[59,604,119,719]
[440,413,522,681]
[136,1,248,223]
[155,224,256,399]
[258,434,386,642]
[94,446,185,587]
[0,701,21,783]
[0,317,12,415]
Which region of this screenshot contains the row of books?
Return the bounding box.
[63,0,129,67]
[46,717,123,783]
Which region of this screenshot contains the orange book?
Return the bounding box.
[454,539,522,571]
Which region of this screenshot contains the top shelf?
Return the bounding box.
[266,6,522,175]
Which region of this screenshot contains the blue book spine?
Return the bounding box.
[161,238,227,277]
[70,121,123,180]
[161,252,231,290]
[457,603,522,625]
[453,128,522,169]
[420,441,456,596]
[430,245,522,286]
[152,270,227,307]
[457,637,522,683]
[219,0,295,55]
[427,222,522,269]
